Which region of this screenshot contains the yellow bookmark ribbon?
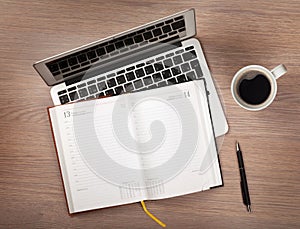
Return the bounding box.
[141,201,166,228]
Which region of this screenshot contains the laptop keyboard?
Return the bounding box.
[47,16,186,80]
[57,45,203,105]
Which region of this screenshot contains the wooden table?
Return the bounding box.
[1,1,299,228]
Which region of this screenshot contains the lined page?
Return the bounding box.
[49,96,147,213]
[145,80,222,199]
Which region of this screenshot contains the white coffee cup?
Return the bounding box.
[231,64,287,111]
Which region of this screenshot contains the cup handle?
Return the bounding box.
[271,64,287,79]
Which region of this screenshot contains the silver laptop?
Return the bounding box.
[33,8,228,137]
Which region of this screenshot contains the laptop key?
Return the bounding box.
[173,55,183,65]
[87,79,96,85]
[165,19,174,24]
[162,69,172,79]
[126,66,135,71]
[125,72,135,81]
[96,92,105,98]
[59,94,69,104]
[124,82,134,92]
[88,85,98,94]
[97,76,105,82]
[134,79,143,89]
[58,89,67,95]
[48,63,59,73]
[152,28,162,37]
[143,31,153,40]
[174,16,184,21]
[58,60,68,69]
[68,86,76,92]
[181,63,191,72]
[69,91,79,101]
[107,78,117,88]
[114,86,124,95]
[106,45,115,53]
[163,58,173,68]
[175,49,184,54]
[146,25,155,31]
[154,62,164,71]
[97,81,107,91]
[124,38,134,46]
[144,65,154,74]
[143,76,153,86]
[177,74,187,83]
[115,41,125,49]
[105,89,115,96]
[78,54,87,62]
[137,29,146,34]
[87,50,96,59]
[68,57,78,66]
[159,34,168,39]
[166,53,174,58]
[146,59,155,64]
[77,83,86,88]
[152,72,163,82]
[135,68,145,78]
[157,81,167,87]
[190,59,203,77]
[136,63,145,68]
[162,25,171,33]
[107,73,116,78]
[116,75,126,84]
[182,50,197,61]
[156,22,164,27]
[186,71,197,80]
[171,20,185,30]
[156,56,164,61]
[78,88,88,98]
[134,35,143,43]
[167,78,177,85]
[96,47,106,56]
[117,69,125,75]
[171,66,181,76]
[185,46,194,51]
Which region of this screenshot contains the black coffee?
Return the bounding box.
[238,74,271,105]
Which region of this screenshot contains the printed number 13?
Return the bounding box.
[64,111,71,118]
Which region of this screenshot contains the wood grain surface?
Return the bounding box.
[0,0,299,228]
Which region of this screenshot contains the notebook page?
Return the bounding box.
[49,96,147,213]
[126,84,198,189]
[144,80,222,199]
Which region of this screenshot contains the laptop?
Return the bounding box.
[33,8,228,137]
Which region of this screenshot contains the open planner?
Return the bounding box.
[48,79,223,214]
